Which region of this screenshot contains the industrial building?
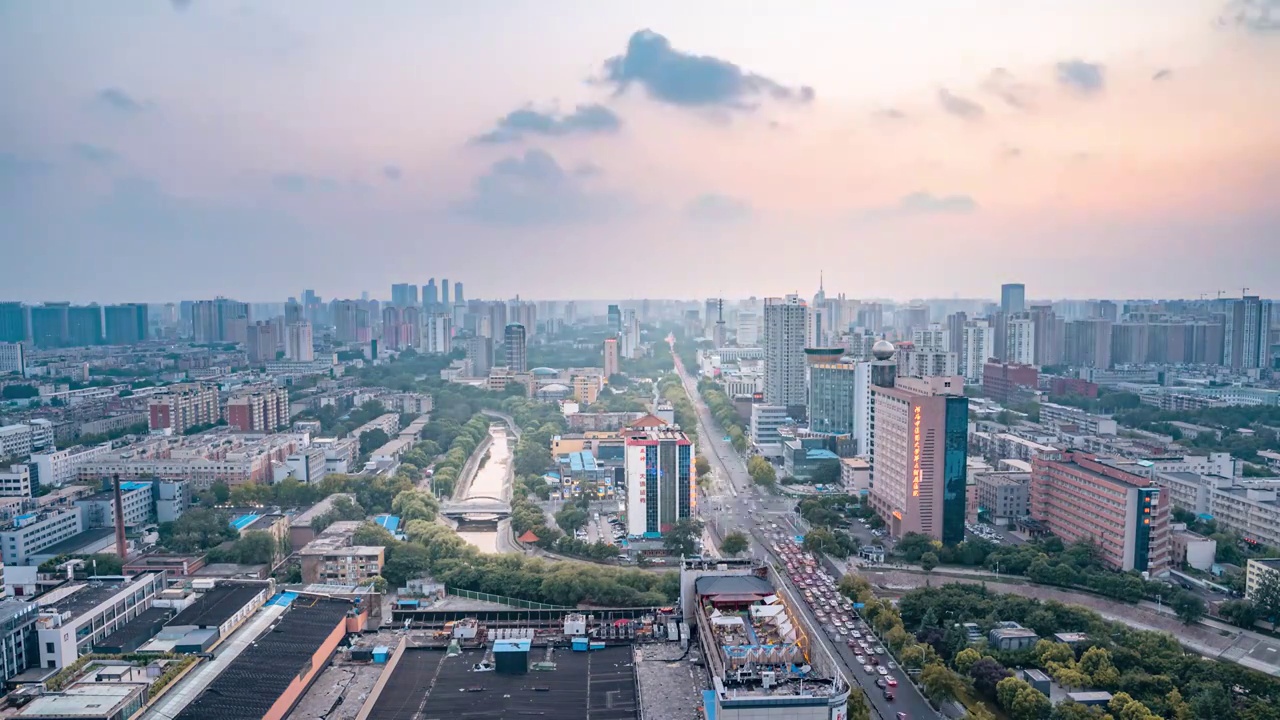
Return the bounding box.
[34,573,166,669]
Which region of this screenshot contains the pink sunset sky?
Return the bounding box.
[1,0,1277,302]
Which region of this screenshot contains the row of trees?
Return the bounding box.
[697,379,748,452]
[428,413,493,498]
[889,582,1280,720]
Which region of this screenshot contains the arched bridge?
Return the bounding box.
[440,495,512,519]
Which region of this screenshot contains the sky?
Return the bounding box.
[2,0,1278,303]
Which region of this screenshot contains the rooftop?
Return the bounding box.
[32,527,117,559]
[17,684,145,718]
[38,575,155,623]
[174,597,353,720]
[94,606,172,652]
[167,584,268,629]
[1251,558,1280,571]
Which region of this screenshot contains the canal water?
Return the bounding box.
[455,425,510,553]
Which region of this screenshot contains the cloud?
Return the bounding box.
[70,143,118,165]
[0,153,48,179]
[873,108,907,121]
[999,146,1023,161]
[473,104,622,144]
[684,193,753,223]
[598,29,814,111]
[937,89,984,119]
[454,149,626,225]
[981,68,1035,110]
[170,0,193,10]
[1056,60,1106,94]
[862,191,978,220]
[1152,68,1173,81]
[95,88,146,114]
[272,173,363,194]
[1219,0,1280,32]
[383,165,402,181]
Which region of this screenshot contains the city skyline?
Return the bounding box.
[3,0,1279,301]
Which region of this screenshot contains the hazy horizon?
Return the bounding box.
[3,0,1278,302]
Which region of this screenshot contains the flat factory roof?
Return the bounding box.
[166,584,266,629]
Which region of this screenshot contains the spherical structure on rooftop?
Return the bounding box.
[871,339,896,360]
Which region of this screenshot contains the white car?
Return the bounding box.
[855,655,867,664]
[863,664,875,674]
[878,666,889,676]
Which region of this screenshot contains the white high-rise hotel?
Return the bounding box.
[763,295,808,409]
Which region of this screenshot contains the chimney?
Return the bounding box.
[112,474,127,559]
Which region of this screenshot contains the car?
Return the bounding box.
[851,631,862,639]
[875,677,887,688]
[897,712,908,719]
[874,646,886,655]
[887,661,897,670]
[855,655,866,664]
[887,677,898,687]
[883,689,895,701]
[863,664,875,674]
[878,666,889,676]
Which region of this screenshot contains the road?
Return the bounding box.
[672,348,939,720]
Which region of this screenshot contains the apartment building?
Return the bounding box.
[1039,402,1118,436]
[1246,559,1280,603]
[30,443,115,489]
[35,573,166,669]
[0,466,32,498]
[77,431,301,488]
[973,471,1031,524]
[298,521,385,585]
[1,507,85,566]
[74,481,152,531]
[0,601,37,682]
[148,383,219,433]
[1031,451,1170,575]
[981,362,1038,404]
[226,386,289,432]
[351,413,401,444]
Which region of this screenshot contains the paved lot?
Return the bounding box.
[636,644,709,720]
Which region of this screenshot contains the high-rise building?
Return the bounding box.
[1028,305,1063,367]
[1064,319,1113,368]
[960,320,994,382]
[912,324,949,351]
[603,337,620,378]
[191,298,249,344]
[1109,322,1149,366]
[148,383,219,433]
[504,323,527,371]
[1031,451,1170,574]
[1224,296,1273,370]
[868,375,968,544]
[285,300,303,325]
[1001,283,1026,315]
[454,281,464,305]
[391,283,418,308]
[807,360,860,437]
[946,312,967,355]
[736,312,759,346]
[620,309,641,358]
[900,305,930,336]
[1005,315,1035,365]
[982,362,1039,404]
[381,306,420,351]
[422,313,453,355]
[624,428,693,538]
[285,321,315,362]
[65,305,103,347]
[226,387,289,432]
[464,336,494,376]
[104,304,148,345]
[0,302,25,343]
[763,295,808,409]
[899,349,958,378]
[441,279,450,310]
[245,321,279,364]
[422,279,438,308]
[0,342,24,375]
[607,304,622,332]
[332,300,371,344]
[29,303,70,349]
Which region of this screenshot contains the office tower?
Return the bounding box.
[737,312,759,346]
[285,300,303,325]
[869,375,968,544]
[423,279,438,309]
[441,279,450,311]
[1001,283,1026,315]
[856,303,883,333]
[900,305,930,336]
[1031,451,1169,574]
[465,336,494,376]
[391,283,418,308]
[704,299,719,336]
[245,321,279,364]
[0,303,27,343]
[332,300,371,344]
[104,304,148,345]
[148,383,219,433]
[624,428,693,537]
[945,312,967,355]
[607,304,622,333]
[454,282,464,305]
[763,295,808,409]
[713,299,727,348]
[564,301,576,325]
[1224,296,1273,370]
[285,321,315,362]
[620,309,641,358]
[0,342,24,375]
[1028,305,1062,366]
[1005,315,1035,365]
[960,320,995,382]
[29,303,70,348]
[912,324,949,352]
[1064,319,1113,368]
[807,359,859,436]
[191,298,249,344]
[504,323,527,371]
[854,346,897,456]
[422,313,453,355]
[603,337,620,378]
[66,305,103,346]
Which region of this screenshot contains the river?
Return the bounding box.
[454,425,510,553]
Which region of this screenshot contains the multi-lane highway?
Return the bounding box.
[673,348,937,720]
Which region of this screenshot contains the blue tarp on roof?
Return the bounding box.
[120,481,152,491]
[374,514,401,534]
[569,451,598,472]
[230,514,259,531]
[804,449,840,461]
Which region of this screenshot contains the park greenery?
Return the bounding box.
[747,455,776,488]
[721,531,750,556]
[849,581,1280,720]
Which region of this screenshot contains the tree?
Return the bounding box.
[747,455,777,487]
[1252,567,1280,623]
[555,506,589,534]
[721,531,749,556]
[1217,599,1260,629]
[846,693,871,720]
[810,459,841,486]
[895,532,936,562]
[920,663,964,703]
[996,676,1029,711]
[695,455,712,478]
[234,530,277,564]
[211,482,231,504]
[921,551,940,573]
[969,657,1013,696]
[359,427,390,455]
[1171,593,1206,624]
[1010,686,1052,720]
[1077,647,1119,689]
[954,647,982,674]
[963,703,998,720]
[662,519,703,557]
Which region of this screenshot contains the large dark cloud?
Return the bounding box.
[684,193,752,223]
[473,104,621,144]
[599,29,814,111]
[1219,0,1280,32]
[1056,60,1106,94]
[981,69,1034,110]
[70,143,118,165]
[95,88,145,114]
[937,89,985,119]
[455,149,626,225]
